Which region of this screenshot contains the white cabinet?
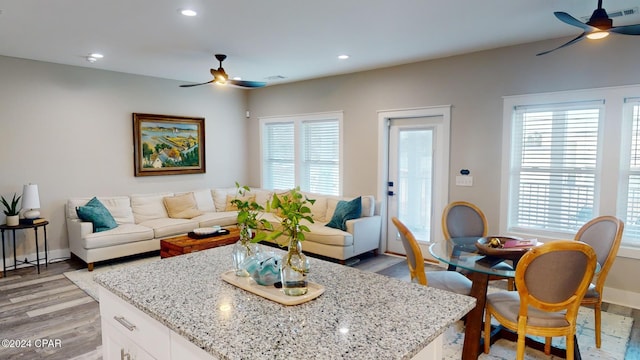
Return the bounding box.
[99,287,171,360]
[102,322,156,360]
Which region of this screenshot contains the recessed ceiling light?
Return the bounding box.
[338,54,349,60]
[90,53,104,59]
[180,9,197,16]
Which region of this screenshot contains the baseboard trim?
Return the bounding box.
[0,248,70,271]
[603,286,640,310]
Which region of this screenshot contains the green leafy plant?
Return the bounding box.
[1,193,21,216]
[267,187,316,244]
[230,182,273,243]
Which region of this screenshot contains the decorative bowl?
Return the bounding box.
[242,252,282,286]
[475,236,536,261]
[193,227,218,235]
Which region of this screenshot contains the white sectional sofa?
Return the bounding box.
[66,188,381,270]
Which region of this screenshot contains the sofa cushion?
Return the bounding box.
[193,211,239,228]
[225,194,256,211]
[176,189,216,212]
[138,217,198,238]
[163,193,203,219]
[76,197,118,232]
[131,192,173,223]
[304,222,353,247]
[213,188,236,212]
[67,196,135,224]
[82,223,154,249]
[360,195,375,217]
[326,197,362,231]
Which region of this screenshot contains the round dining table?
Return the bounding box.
[429,237,590,360]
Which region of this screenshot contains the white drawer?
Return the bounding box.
[99,286,171,360]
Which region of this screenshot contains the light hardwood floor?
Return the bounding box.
[0,252,637,359]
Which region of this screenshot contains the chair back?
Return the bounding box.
[515,240,597,317]
[442,201,488,239]
[391,217,427,285]
[574,216,624,287]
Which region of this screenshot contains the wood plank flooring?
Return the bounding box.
[0,252,637,359]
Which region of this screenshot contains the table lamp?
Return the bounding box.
[21,183,41,219]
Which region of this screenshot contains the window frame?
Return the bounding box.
[500,85,640,259]
[259,111,343,196]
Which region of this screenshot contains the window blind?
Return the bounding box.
[509,101,602,233]
[263,122,295,190]
[621,98,640,246]
[301,120,340,195]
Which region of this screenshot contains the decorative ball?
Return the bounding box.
[242,252,282,286]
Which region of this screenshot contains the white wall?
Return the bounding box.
[0,56,249,263]
[246,36,640,307]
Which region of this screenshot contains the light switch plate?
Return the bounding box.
[456,176,473,186]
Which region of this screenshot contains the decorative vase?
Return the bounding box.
[243,251,281,286]
[232,226,260,277]
[6,215,19,226]
[281,237,310,296]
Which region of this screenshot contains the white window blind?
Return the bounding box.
[263,122,295,190]
[509,101,602,233]
[620,98,640,247]
[301,120,340,195]
[260,112,342,195]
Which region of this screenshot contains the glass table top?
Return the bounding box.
[429,237,516,278]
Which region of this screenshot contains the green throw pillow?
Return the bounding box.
[326,197,362,231]
[76,197,118,232]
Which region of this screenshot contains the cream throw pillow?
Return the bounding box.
[163,193,203,219]
[225,194,256,211]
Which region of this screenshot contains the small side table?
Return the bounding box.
[0,220,49,278]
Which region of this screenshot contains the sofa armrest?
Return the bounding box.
[345,215,381,254]
[67,218,93,253]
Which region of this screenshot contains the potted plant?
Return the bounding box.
[267,187,315,296]
[230,182,273,276]
[1,193,21,226]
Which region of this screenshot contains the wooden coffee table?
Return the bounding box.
[160,227,240,259]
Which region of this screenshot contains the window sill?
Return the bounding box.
[618,246,640,260]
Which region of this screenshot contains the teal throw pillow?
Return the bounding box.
[326,197,362,231]
[76,197,118,232]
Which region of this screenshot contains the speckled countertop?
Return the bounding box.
[95,245,476,360]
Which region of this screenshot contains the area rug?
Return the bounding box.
[63,255,632,359]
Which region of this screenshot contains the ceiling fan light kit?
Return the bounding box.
[180,54,266,89]
[537,0,640,56]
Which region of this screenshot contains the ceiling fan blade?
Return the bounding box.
[536,32,587,56]
[610,24,640,35]
[554,12,598,32]
[228,79,267,88]
[179,80,214,88]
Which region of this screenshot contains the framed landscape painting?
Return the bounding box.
[133,113,206,176]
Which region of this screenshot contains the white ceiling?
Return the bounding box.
[1,0,639,86]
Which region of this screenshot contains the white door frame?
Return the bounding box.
[377,106,451,255]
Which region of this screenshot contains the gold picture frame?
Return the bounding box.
[133,113,205,176]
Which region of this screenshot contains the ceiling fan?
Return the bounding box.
[537,0,640,56]
[179,54,266,88]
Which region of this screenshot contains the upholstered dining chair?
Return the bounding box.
[483,240,597,360]
[391,217,472,295]
[574,216,624,348]
[441,201,514,290]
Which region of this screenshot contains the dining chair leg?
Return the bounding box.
[544,337,551,355]
[516,332,526,360]
[566,335,575,360]
[595,302,602,348]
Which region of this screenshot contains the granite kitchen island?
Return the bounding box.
[95,245,475,360]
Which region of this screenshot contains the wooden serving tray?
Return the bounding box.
[221,270,325,306]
